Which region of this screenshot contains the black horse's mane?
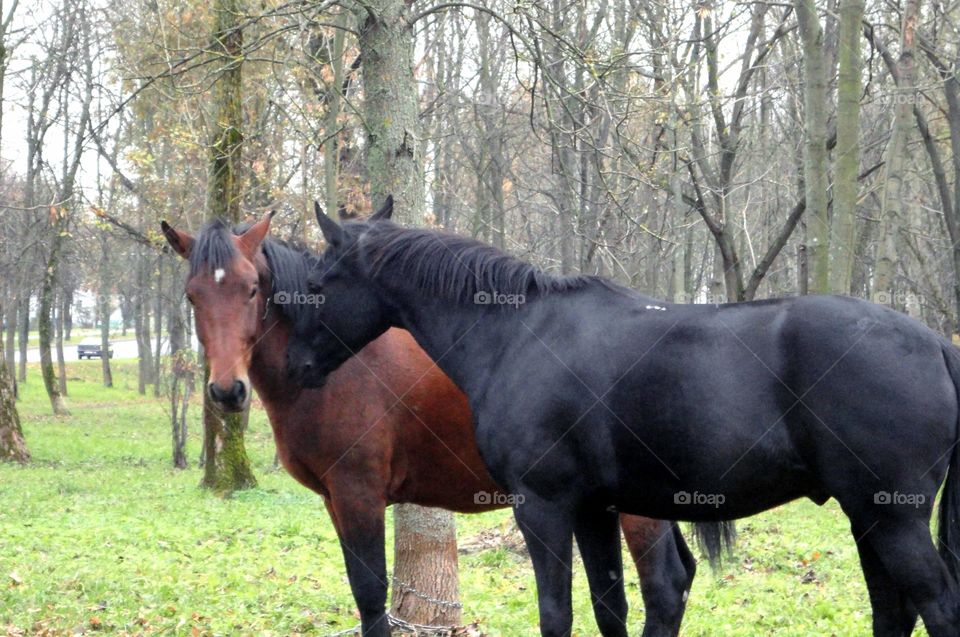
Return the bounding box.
[358,221,623,303]
[190,218,316,325]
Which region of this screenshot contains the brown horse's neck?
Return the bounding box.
[248,266,297,404]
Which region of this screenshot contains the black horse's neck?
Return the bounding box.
[376,283,534,398]
[355,223,633,398]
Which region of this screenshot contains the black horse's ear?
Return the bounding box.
[370,195,394,221]
[314,200,344,248]
[160,220,194,259]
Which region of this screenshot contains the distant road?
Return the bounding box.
[14,336,198,363]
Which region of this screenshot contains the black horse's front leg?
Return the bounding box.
[575,508,629,637]
[513,496,575,637]
[325,494,390,637]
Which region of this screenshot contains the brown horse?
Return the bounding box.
[161,214,697,637]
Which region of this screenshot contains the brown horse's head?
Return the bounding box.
[161,214,274,412]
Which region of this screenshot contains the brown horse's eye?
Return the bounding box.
[186,295,195,306]
[249,287,257,300]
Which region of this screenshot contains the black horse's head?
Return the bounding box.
[285,196,396,386]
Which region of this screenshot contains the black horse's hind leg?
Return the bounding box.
[575,509,629,637]
[622,519,695,637]
[514,497,575,637]
[853,524,917,636]
[864,518,959,637]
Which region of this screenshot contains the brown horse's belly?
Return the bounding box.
[363,331,508,513]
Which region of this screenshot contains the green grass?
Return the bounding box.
[0,361,910,635]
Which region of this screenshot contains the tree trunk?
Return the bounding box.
[38,211,69,416]
[135,247,155,393]
[98,232,113,387]
[359,0,423,217]
[55,291,67,396]
[169,285,191,470]
[62,287,73,341]
[390,505,461,627]
[134,261,147,394]
[475,9,506,250]
[4,293,15,381]
[875,0,919,305]
[357,0,460,625]
[153,256,163,398]
[323,10,346,218]
[796,0,830,293]
[828,0,865,294]
[0,352,27,463]
[201,0,256,494]
[16,293,26,383]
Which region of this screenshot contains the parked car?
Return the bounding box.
[78,338,113,360]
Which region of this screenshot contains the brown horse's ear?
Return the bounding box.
[237,211,275,259]
[160,221,194,259]
[370,195,394,221]
[315,200,343,248]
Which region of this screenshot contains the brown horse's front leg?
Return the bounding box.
[324,491,390,637]
[620,516,696,637]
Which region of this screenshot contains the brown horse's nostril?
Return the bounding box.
[208,380,247,406]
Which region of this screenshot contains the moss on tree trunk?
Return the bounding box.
[202,371,256,493]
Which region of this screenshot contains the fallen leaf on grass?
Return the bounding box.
[8,571,21,586]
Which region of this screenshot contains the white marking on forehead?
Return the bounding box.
[214,268,226,284]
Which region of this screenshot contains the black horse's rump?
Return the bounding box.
[290,206,960,637]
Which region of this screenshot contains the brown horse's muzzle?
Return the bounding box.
[208,378,250,412]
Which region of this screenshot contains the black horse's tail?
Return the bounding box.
[938,343,960,580]
[692,521,736,570]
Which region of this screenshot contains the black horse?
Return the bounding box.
[287,198,960,637]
